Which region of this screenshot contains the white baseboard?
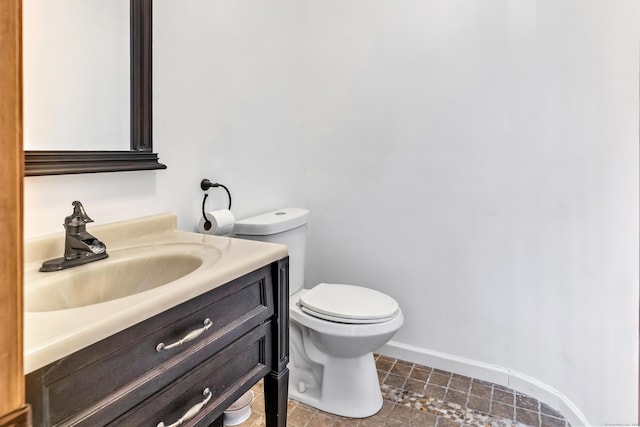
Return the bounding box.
[378,340,591,427]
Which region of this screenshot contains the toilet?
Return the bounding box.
[234,208,404,418]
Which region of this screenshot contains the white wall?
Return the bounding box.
[24,0,306,238]
[302,0,639,424]
[24,1,638,425]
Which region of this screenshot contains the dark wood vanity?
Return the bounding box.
[26,258,289,427]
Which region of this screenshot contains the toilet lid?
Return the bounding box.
[298,283,399,324]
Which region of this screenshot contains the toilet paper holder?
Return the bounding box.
[200,179,232,209]
[200,179,232,232]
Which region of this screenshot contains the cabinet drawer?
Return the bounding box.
[27,266,274,427]
[110,322,272,427]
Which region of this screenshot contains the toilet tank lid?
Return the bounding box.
[234,208,310,236]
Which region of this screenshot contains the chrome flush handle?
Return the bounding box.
[156,318,213,352]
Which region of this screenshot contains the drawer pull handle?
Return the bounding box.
[156,318,213,352]
[157,387,212,427]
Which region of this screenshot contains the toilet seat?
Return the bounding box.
[298,283,399,324]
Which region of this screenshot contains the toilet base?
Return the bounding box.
[288,351,383,418]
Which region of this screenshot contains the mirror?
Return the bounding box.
[24,0,130,152]
[24,0,166,176]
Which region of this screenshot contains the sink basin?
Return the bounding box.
[25,245,215,312]
[23,213,290,374]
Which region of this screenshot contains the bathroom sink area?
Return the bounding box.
[25,246,212,312]
[24,213,288,374]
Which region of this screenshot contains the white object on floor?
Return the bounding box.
[223,390,253,426]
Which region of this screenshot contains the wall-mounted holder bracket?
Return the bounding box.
[200,179,232,209]
[200,179,233,232]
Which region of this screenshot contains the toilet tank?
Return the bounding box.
[234,208,309,295]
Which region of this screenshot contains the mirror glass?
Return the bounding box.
[23,0,130,151]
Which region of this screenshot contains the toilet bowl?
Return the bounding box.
[289,286,404,417]
[234,208,404,418]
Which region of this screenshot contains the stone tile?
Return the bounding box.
[540,402,565,419]
[331,415,363,426]
[366,417,388,427]
[251,381,264,394]
[249,414,266,427]
[471,378,493,386]
[490,402,514,419]
[287,399,300,415]
[492,388,515,405]
[437,417,461,427]
[493,383,516,392]
[425,384,447,400]
[405,378,427,395]
[413,362,433,371]
[391,361,413,378]
[287,405,315,427]
[376,356,395,372]
[307,413,336,427]
[411,410,438,426]
[445,389,468,407]
[452,373,472,381]
[467,394,490,413]
[449,376,471,392]
[516,393,540,412]
[389,404,415,423]
[385,373,407,389]
[377,369,388,382]
[516,407,540,426]
[252,396,265,414]
[410,366,432,382]
[541,414,567,427]
[428,372,451,387]
[386,418,409,426]
[469,382,492,399]
[378,400,395,417]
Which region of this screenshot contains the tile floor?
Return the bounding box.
[230,355,569,427]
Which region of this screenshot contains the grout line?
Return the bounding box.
[406,363,415,381]
[399,364,410,390]
[443,371,452,396]
[488,384,495,415]
[378,369,389,385]
[464,377,472,409]
[425,365,434,385]
[537,398,542,427]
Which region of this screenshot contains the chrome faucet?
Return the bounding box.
[40,201,108,272]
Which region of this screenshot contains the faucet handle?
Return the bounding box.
[65,201,94,227]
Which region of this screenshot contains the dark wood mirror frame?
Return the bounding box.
[24,0,166,176]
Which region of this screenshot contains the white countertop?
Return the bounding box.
[24,213,287,373]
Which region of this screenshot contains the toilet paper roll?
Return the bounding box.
[197,209,235,235]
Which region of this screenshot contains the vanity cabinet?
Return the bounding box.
[26,258,289,427]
